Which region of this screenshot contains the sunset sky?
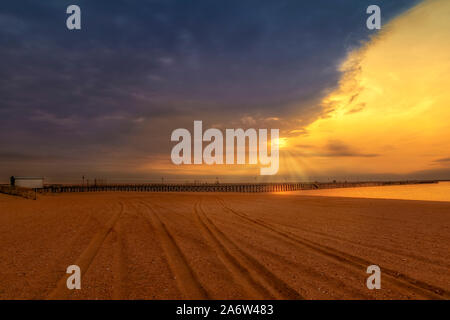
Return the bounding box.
[1,0,449,183]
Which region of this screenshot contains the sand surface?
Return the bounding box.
[0,192,449,300]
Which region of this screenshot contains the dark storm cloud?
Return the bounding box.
[0,0,419,179]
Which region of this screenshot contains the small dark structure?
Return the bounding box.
[10,176,15,187]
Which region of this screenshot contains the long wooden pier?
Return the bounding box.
[37,180,438,194]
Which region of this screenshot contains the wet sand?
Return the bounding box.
[0,192,449,299]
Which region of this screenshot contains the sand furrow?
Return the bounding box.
[138,201,209,299]
[194,201,273,299]
[47,201,125,299]
[111,217,127,299]
[218,199,448,299]
[214,197,450,272]
[269,219,450,269]
[195,199,304,299]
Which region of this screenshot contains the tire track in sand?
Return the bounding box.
[237,201,450,269]
[216,198,449,299]
[271,219,450,269]
[194,199,304,299]
[34,205,108,299]
[138,201,209,299]
[111,217,127,299]
[47,201,125,299]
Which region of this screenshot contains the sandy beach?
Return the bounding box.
[0,191,449,300]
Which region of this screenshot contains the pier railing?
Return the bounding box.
[0,185,37,199]
[37,180,438,194]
